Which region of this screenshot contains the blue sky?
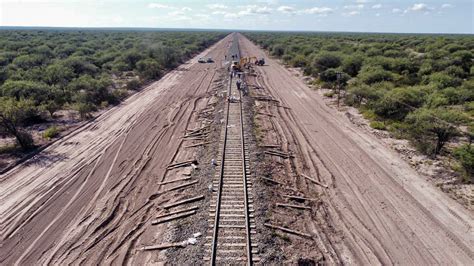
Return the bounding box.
[0,0,472,33]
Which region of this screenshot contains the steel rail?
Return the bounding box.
[210,75,232,265]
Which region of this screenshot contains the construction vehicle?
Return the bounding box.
[231,61,240,71]
[231,56,265,72]
[198,58,206,63]
[207,57,214,63]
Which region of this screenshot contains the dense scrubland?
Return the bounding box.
[0,29,226,152]
[245,32,474,181]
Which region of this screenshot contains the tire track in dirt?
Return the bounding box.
[239,34,473,264]
[0,34,233,265]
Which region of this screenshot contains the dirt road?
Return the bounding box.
[1,32,473,265]
[0,34,232,265]
[239,34,474,264]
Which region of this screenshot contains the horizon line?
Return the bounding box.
[0,25,472,35]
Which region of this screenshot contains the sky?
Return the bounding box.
[0,0,472,34]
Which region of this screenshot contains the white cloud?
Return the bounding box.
[301,7,333,15]
[207,4,228,10]
[181,7,192,12]
[344,4,364,10]
[408,3,429,12]
[148,3,169,9]
[224,13,239,19]
[392,8,402,13]
[257,0,279,4]
[238,5,272,16]
[375,13,380,16]
[277,5,295,14]
[212,10,226,15]
[372,4,382,9]
[355,0,369,3]
[195,14,211,20]
[344,10,361,16]
[441,4,453,8]
[169,10,185,16]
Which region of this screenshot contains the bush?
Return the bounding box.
[126,79,141,90]
[358,65,394,85]
[43,126,59,139]
[136,59,162,80]
[319,69,350,84]
[342,55,364,76]
[74,102,96,120]
[312,52,342,72]
[15,130,34,150]
[453,145,474,182]
[271,45,285,56]
[370,121,386,130]
[405,108,466,156]
[374,86,426,120]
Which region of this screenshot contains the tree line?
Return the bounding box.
[245,32,473,181]
[0,29,226,150]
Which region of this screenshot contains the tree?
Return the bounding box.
[405,108,466,156]
[136,59,162,80]
[271,44,285,57]
[358,65,394,85]
[453,144,474,182]
[41,100,61,118]
[374,86,426,120]
[342,55,364,77]
[425,72,462,89]
[312,52,342,73]
[346,83,383,106]
[0,97,36,150]
[44,63,74,86]
[74,102,96,120]
[1,80,50,104]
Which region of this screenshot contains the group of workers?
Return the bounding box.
[224,54,239,61]
[228,77,248,103]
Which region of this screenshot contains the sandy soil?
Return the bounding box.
[289,69,473,210]
[0,34,232,265]
[239,34,474,264]
[1,32,473,265]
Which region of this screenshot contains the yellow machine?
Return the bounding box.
[232,56,258,72]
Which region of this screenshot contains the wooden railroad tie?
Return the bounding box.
[261,177,286,186]
[301,174,329,188]
[184,141,213,148]
[151,210,197,225]
[276,203,311,210]
[282,194,318,202]
[260,144,280,148]
[257,112,275,117]
[160,180,199,194]
[167,160,197,170]
[163,195,205,209]
[264,223,312,238]
[156,206,199,219]
[263,149,294,158]
[138,242,187,251]
[253,96,280,103]
[158,177,192,185]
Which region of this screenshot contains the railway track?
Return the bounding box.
[205,35,257,265]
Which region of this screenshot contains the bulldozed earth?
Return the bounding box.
[0,33,473,265]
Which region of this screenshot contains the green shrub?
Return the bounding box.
[361,108,377,120]
[43,126,59,139]
[405,108,466,156]
[126,79,141,90]
[370,121,386,130]
[323,91,335,97]
[453,145,474,182]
